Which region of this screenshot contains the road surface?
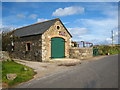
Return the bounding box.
[17,55,118,88]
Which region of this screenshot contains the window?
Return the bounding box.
[12,46,14,51]
[11,41,14,51]
[26,43,30,51]
[57,26,60,30]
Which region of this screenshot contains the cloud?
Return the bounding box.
[74,18,118,44]
[105,37,118,44]
[68,27,89,41]
[37,18,48,22]
[102,9,118,18]
[63,22,70,25]
[72,3,118,45]
[68,27,88,35]
[52,6,84,16]
[80,18,117,27]
[17,14,38,19]
[29,14,38,19]
[16,14,26,18]
[106,38,112,42]
[1,25,15,33]
[112,28,120,38]
[76,18,118,35]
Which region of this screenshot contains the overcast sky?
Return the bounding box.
[2,2,119,45]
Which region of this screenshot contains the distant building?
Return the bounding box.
[71,41,79,47]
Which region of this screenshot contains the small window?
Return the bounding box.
[11,41,14,51]
[57,26,60,30]
[12,46,14,52]
[26,43,30,51]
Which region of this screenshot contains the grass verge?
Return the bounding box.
[94,45,120,55]
[2,60,35,88]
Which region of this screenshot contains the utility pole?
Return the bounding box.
[111,30,114,45]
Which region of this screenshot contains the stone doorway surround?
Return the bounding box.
[48,35,67,60]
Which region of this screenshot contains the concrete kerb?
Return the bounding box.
[48,58,81,66]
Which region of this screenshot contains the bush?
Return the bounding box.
[2,31,19,51]
[93,45,120,55]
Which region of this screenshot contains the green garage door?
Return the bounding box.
[51,37,65,59]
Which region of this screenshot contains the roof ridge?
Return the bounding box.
[14,18,60,31]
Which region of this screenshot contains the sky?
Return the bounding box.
[2,2,119,45]
[2,0,120,2]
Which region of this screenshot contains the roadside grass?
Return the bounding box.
[109,49,120,55]
[94,45,120,55]
[2,60,35,87]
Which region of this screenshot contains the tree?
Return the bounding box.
[2,28,19,51]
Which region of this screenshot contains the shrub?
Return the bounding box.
[93,45,120,55]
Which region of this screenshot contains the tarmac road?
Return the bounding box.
[17,54,118,88]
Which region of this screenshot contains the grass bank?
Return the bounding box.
[2,60,35,87]
[94,45,120,55]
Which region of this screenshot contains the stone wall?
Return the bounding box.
[69,47,93,60]
[0,51,11,61]
[11,35,42,61]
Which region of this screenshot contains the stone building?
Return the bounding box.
[11,18,72,62]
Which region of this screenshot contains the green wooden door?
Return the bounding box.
[51,37,65,59]
[93,47,99,56]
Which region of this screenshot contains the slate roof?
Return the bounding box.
[13,18,72,37]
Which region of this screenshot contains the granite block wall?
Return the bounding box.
[69,47,93,60]
[11,35,42,61]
